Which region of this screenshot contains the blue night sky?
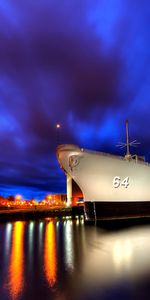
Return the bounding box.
[0,0,150,199]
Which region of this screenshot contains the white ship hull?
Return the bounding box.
[57,144,150,221]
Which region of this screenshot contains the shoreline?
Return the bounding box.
[0,206,84,222]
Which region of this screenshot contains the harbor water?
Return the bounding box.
[0,217,150,299]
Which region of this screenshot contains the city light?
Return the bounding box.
[15,194,22,201]
[0,193,83,212]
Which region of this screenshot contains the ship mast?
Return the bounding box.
[116,120,140,160]
[126,119,130,157]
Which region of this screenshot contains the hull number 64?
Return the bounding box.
[113,176,129,188]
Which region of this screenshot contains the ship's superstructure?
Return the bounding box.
[57,122,150,222]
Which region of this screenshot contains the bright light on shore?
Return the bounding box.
[15,194,22,201]
[56,124,60,128]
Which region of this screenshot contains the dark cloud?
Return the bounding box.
[0,0,150,198]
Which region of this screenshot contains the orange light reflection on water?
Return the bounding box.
[8,221,25,299]
[44,221,57,287]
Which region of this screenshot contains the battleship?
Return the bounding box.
[57,121,150,222]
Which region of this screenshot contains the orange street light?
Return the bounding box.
[15,194,22,201]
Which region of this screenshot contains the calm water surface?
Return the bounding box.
[0,217,150,299]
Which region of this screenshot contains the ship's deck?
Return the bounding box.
[57,144,149,166]
[81,148,149,166]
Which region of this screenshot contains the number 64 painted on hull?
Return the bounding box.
[113,176,129,188]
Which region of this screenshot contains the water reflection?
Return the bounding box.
[8,221,25,299]
[1,219,150,299]
[44,221,57,287]
[113,239,132,270]
[5,223,12,257]
[64,220,74,271]
[38,221,44,257]
[79,225,150,290]
[28,222,35,272]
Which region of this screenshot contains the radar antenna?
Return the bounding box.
[116,120,140,159]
